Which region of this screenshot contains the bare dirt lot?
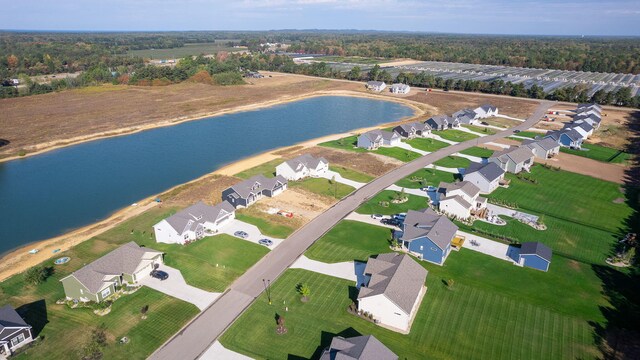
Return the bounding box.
[276,146,401,176]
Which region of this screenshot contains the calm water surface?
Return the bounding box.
[0,96,413,254]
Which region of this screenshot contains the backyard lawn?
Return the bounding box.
[289,177,355,199]
[561,143,630,164]
[356,191,429,215]
[305,220,393,263]
[235,213,295,238]
[463,124,497,135]
[405,137,450,152]
[318,136,365,153]
[374,147,422,162]
[395,168,458,189]
[435,129,479,142]
[329,165,375,183]
[234,159,282,179]
[512,131,540,139]
[458,146,494,158]
[433,155,472,168]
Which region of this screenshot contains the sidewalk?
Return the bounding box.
[319,170,366,189]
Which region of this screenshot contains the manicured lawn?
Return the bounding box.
[356,190,429,215]
[234,159,283,179]
[289,177,355,199]
[395,168,458,189]
[436,129,479,142]
[513,131,541,139]
[433,155,472,168]
[305,220,393,263]
[561,143,631,164]
[235,213,295,238]
[463,124,497,135]
[405,137,450,152]
[220,268,599,360]
[318,136,366,153]
[374,147,422,162]
[459,146,494,158]
[329,165,375,183]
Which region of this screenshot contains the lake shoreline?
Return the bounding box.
[0,95,427,281]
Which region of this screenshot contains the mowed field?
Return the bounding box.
[126,41,245,59]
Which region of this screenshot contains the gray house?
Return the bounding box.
[357,130,401,149]
[522,138,561,159]
[60,242,164,303]
[320,335,398,360]
[463,162,506,193]
[392,123,418,139]
[425,115,457,131]
[222,174,287,208]
[0,305,34,357]
[452,108,478,125]
[545,129,583,149]
[574,113,601,129]
[366,81,386,92]
[489,146,535,174]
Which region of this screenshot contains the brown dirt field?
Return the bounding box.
[539,152,625,184]
[259,187,333,221]
[237,203,306,231]
[160,174,239,208]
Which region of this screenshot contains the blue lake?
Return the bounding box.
[0,96,414,255]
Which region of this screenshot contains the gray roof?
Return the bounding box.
[0,305,30,332]
[367,81,385,87]
[229,174,287,199]
[453,108,477,123]
[438,181,480,199]
[547,128,582,142]
[426,115,453,127]
[393,123,416,135]
[574,113,601,123]
[411,122,431,131]
[364,129,398,142]
[320,335,398,360]
[572,121,594,133]
[577,103,601,110]
[358,253,428,315]
[283,154,328,172]
[520,242,552,262]
[361,130,383,143]
[399,208,458,250]
[163,201,235,234]
[490,146,534,165]
[440,194,473,210]
[477,104,497,112]
[465,162,505,182]
[390,83,409,90]
[63,242,162,294]
[522,137,560,152]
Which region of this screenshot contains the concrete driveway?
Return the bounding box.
[199,341,252,360]
[396,142,429,155]
[291,255,366,284]
[139,265,221,311]
[220,219,284,249]
[319,170,366,189]
[458,230,519,265]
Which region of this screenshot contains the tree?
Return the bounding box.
[296,283,311,302]
[367,64,381,81]
[24,265,51,285]
[347,66,361,80]
[7,54,18,69]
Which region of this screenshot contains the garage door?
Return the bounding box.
[134,263,154,282]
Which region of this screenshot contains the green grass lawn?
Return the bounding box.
[329,165,375,183]
[463,124,497,135]
[395,168,459,189]
[459,146,495,158]
[560,143,631,164]
[436,129,479,142]
[318,136,365,153]
[305,220,393,263]
[512,131,541,139]
[235,213,295,238]
[234,159,283,179]
[356,190,429,215]
[289,177,355,199]
[405,137,450,152]
[433,155,472,168]
[126,41,243,59]
[374,147,422,162]
[220,268,599,360]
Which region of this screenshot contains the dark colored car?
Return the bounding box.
[514,129,521,133]
[150,269,169,280]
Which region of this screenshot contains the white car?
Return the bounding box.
[371,214,383,220]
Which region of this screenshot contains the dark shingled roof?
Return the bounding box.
[320,335,398,360]
[229,174,288,199]
[399,208,458,250]
[0,305,29,330]
[164,201,235,234]
[520,242,552,262]
[465,162,505,182]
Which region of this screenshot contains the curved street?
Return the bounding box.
[149,101,553,360]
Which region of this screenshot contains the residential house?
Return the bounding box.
[60,242,164,303]
[452,108,479,125]
[574,113,602,130]
[412,122,432,137]
[276,154,329,181]
[396,208,458,265]
[153,201,235,245]
[577,103,602,113]
[392,123,418,139]
[522,138,561,159]
[567,121,594,138]
[358,253,428,331]
[222,174,287,208]
[425,115,457,131]
[474,104,499,119]
[463,162,506,193]
[545,129,583,149]
[357,130,400,149]
[320,335,398,360]
[0,305,34,358]
[389,83,410,94]
[518,242,552,272]
[366,81,387,92]
[438,181,487,219]
[489,146,535,173]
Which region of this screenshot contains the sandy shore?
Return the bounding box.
[0,95,428,282]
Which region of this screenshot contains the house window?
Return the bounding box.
[11,333,25,347]
[101,287,111,299]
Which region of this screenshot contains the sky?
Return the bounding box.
[3,0,640,36]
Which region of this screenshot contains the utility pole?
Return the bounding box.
[262,278,272,305]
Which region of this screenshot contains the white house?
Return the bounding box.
[153,201,236,244]
[389,83,410,94]
[276,154,329,181]
[452,108,479,125]
[489,146,535,174]
[437,181,487,220]
[574,113,602,130]
[358,253,427,332]
[463,162,506,194]
[357,130,400,150]
[473,104,499,119]
[366,81,387,92]
[522,138,561,159]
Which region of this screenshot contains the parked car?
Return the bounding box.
[514,129,521,133]
[258,239,273,247]
[420,186,436,192]
[382,218,401,227]
[150,269,169,280]
[393,213,407,221]
[234,231,249,239]
[371,214,383,220]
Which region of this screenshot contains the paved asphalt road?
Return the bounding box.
[149,101,553,360]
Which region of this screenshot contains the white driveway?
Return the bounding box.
[220,220,284,249]
[199,341,252,360]
[345,212,398,230]
[424,164,460,174]
[496,114,525,122]
[458,231,519,265]
[458,126,487,137]
[485,141,510,149]
[396,142,429,155]
[426,133,458,145]
[386,184,429,198]
[291,255,366,284]
[486,204,539,223]
[319,170,366,189]
[453,152,484,163]
[139,265,221,311]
